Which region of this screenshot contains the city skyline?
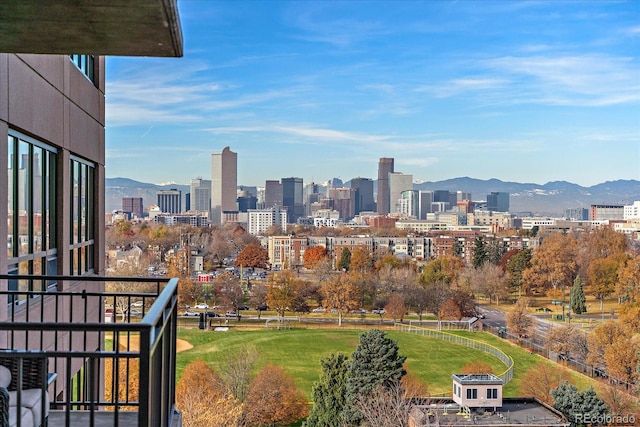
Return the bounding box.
[105,1,639,187]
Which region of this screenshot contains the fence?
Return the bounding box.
[395,323,514,385]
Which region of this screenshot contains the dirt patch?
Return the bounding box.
[176,339,193,353]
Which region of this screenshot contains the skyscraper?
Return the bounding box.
[190,177,211,217]
[388,172,413,214]
[122,197,144,218]
[377,158,394,215]
[350,177,375,214]
[487,192,510,212]
[282,177,304,223]
[211,146,237,224]
[157,189,182,213]
[264,180,283,208]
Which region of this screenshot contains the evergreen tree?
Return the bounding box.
[570,276,587,314]
[338,247,352,271]
[551,381,609,426]
[306,353,349,427]
[472,236,488,269]
[344,329,406,425]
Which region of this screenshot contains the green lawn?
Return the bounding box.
[177,328,507,398]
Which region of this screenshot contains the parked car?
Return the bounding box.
[129,309,143,316]
[194,303,209,309]
[182,310,198,317]
[237,305,249,310]
[350,309,367,314]
[225,311,241,318]
[206,311,221,318]
[312,307,325,313]
[256,304,269,311]
[130,301,144,308]
[371,309,386,315]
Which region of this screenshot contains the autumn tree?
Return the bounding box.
[311,258,336,286]
[522,233,577,296]
[243,364,308,426]
[404,284,430,322]
[385,292,407,322]
[461,361,494,374]
[267,270,302,319]
[545,324,588,362]
[466,263,509,305]
[249,283,268,319]
[351,383,414,427]
[178,278,205,309]
[235,243,269,269]
[420,255,465,287]
[604,336,640,385]
[321,273,360,326]
[596,384,637,419]
[303,246,329,270]
[423,282,452,317]
[588,254,626,313]
[176,359,242,427]
[518,362,570,405]
[438,298,462,321]
[307,353,349,427]
[569,275,586,314]
[337,247,352,271]
[350,247,374,273]
[616,253,640,303]
[216,272,246,316]
[586,321,625,368]
[506,298,534,338]
[576,226,628,279]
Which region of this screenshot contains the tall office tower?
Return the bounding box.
[282,177,304,223]
[590,204,624,221]
[211,146,237,224]
[399,190,419,218]
[122,197,143,218]
[564,207,589,221]
[190,177,211,218]
[487,192,510,212]
[329,187,356,220]
[388,172,413,214]
[350,177,375,214]
[264,180,283,208]
[456,191,472,202]
[419,190,434,219]
[157,189,182,214]
[377,157,394,215]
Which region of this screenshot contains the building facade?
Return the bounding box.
[388,172,413,214]
[247,206,287,235]
[157,188,182,214]
[487,192,510,212]
[190,177,211,218]
[211,146,237,224]
[376,157,394,215]
[282,177,304,223]
[122,197,143,219]
[350,177,375,214]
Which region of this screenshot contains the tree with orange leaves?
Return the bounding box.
[243,364,308,427]
[303,246,329,269]
[522,233,577,296]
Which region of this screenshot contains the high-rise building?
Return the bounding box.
[377,158,394,215]
[211,146,237,224]
[419,191,434,219]
[264,180,283,208]
[329,187,356,220]
[122,197,144,218]
[399,190,419,218]
[590,204,624,221]
[388,172,413,214]
[247,206,287,235]
[282,177,304,223]
[487,192,510,212]
[350,177,375,214]
[157,189,182,214]
[564,207,589,220]
[190,177,211,218]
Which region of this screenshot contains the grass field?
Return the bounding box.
[178,327,513,399]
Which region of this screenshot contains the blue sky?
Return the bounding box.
[105,0,640,188]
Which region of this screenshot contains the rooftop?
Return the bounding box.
[452,373,504,385]
[411,398,569,427]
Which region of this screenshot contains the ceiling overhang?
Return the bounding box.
[0,0,182,57]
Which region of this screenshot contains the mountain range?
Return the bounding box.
[106,177,640,217]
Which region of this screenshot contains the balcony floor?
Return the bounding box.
[48,410,182,426]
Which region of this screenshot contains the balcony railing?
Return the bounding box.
[0,274,180,427]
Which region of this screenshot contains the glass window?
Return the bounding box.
[69,54,95,83]
[7,132,58,300]
[70,157,95,275]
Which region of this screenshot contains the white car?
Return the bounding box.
[312,307,325,313]
[130,301,144,307]
[194,303,209,309]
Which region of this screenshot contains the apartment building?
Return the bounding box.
[247,206,288,235]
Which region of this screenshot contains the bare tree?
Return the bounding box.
[506,298,534,338]
[217,345,259,403]
[352,382,415,427]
